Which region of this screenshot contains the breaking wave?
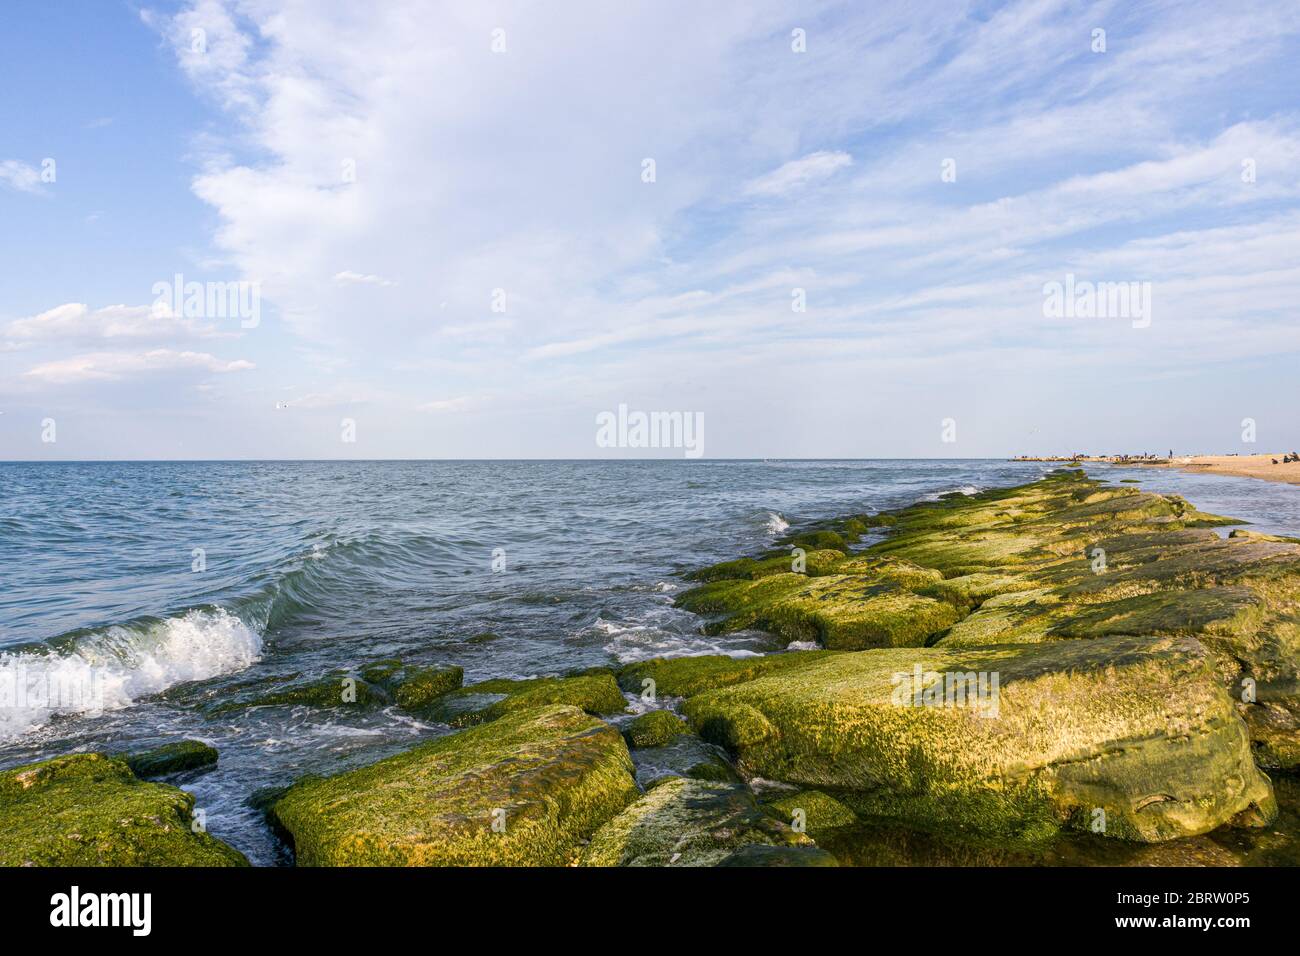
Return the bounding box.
[0,608,262,740]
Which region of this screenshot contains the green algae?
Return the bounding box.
[208,671,383,715]
[0,753,248,866]
[680,634,1274,844]
[676,468,1300,770]
[123,739,218,779]
[623,710,689,748]
[271,704,639,866]
[616,651,832,698]
[358,660,464,710]
[677,574,960,649]
[427,672,627,727]
[767,789,857,838]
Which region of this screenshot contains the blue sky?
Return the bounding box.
[3,0,1300,460]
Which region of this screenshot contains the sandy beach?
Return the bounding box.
[1016,454,1300,487]
[1149,454,1300,486]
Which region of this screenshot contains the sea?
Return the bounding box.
[3,458,1299,864]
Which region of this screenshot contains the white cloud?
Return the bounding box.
[4,303,224,346]
[0,160,43,193]
[417,396,471,413]
[743,150,853,197]
[84,0,1300,456]
[23,349,254,384]
[333,270,395,287]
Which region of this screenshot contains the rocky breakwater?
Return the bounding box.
[9,469,1293,865]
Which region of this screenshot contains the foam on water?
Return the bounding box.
[0,608,261,740]
[765,511,790,534]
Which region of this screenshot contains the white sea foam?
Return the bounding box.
[923,484,980,501]
[765,511,790,534]
[0,608,261,740]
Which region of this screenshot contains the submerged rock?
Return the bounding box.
[715,844,839,867]
[680,634,1275,843]
[123,739,218,779]
[208,671,384,715]
[630,733,742,789]
[360,659,463,710]
[580,777,815,866]
[623,710,689,748]
[270,704,638,865]
[427,672,627,727]
[0,753,248,866]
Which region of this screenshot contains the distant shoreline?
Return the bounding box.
[1013,454,1300,487]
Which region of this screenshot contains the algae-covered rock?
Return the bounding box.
[580,777,814,867]
[616,652,831,698]
[767,790,857,837]
[0,753,248,866]
[270,704,638,866]
[677,572,960,649]
[624,710,689,748]
[360,659,464,710]
[680,469,1300,768]
[208,671,383,715]
[427,672,627,727]
[681,634,1275,843]
[123,739,218,779]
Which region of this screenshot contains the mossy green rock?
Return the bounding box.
[0,753,248,866]
[123,739,218,779]
[681,634,1275,843]
[678,572,960,649]
[208,672,383,715]
[428,672,627,727]
[270,704,638,865]
[580,777,814,867]
[624,710,689,748]
[768,790,857,837]
[617,652,832,698]
[359,660,464,710]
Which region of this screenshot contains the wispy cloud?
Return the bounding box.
[4,303,226,346]
[743,151,853,197]
[24,349,255,385]
[333,270,395,287]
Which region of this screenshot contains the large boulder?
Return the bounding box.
[0,753,248,866]
[680,634,1275,843]
[270,704,639,866]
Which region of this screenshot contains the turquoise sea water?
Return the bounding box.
[2,458,1298,863]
